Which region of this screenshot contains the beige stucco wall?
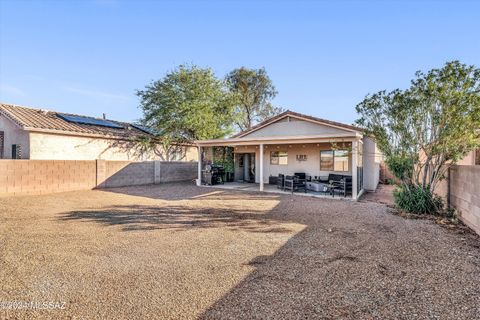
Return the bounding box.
[458,150,476,166]
[28,132,197,161]
[362,137,381,191]
[243,117,353,138]
[233,142,353,183]
[0,114,30,159]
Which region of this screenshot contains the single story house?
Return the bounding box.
[0,103,197,161]
[195,110,382,200]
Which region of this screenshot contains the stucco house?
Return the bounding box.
[196,110,382,200]
[457,149,480,166]
[0,103,197,161]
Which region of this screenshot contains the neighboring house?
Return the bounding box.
[195,110,382,200]
[457,148,480,166]
[0,103,197,161]
[434,144,480,200]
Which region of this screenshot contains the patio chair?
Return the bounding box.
[284,175,307,193]
[277,174,285,190]
[294,172,306,180]
[293,172,310,185]
[331,176,352,197]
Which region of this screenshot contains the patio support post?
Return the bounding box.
[259,143,264,191]
[197,145,202,186]
[352,140,358,200]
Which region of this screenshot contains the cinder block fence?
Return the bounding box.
[449,165,480,236]
[0,160,197,196]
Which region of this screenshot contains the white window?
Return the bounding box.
[270,151,288,165]
[320,150,349,172]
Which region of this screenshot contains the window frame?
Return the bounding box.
[320,149,349,172]
[0,131,4,159]
[270,151,288,165]
[12,144,21,159]
[333,150,349,172]
[320,150,334,171]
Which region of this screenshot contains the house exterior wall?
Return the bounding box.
[0,114,30,159]
[362,137,381,191]
[28,132,197,161]
[458,150,476,166]
[262,144,353,183]
[242,117,353,138]
[233,143,353,184]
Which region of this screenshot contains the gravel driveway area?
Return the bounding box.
[1,183,479,319]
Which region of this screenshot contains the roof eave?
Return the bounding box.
[196,132,363,146]
[0,108,27,129]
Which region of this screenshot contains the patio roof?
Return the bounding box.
[195,132,362,147]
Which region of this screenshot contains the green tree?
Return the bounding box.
[137,65,234,145]
[356,61,480,214]
[225,67,284,131]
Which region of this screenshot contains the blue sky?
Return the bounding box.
[0,0,479,124]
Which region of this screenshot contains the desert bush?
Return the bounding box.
[393,185,443,215]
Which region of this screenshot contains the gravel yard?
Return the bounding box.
[1,183,479,319]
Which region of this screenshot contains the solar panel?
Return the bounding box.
[57,114,123,129]
[131,124,158,135]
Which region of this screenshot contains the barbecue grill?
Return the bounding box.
[202,164,225,185]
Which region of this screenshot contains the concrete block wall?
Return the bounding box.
[449,165,480,236]
[158,161,198,183]
[0,160,97,195]
[101,161,155,188]
[0,160,197,196]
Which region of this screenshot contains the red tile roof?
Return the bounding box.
[0,103,150,139]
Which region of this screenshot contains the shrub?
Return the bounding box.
[393,185,443,215]
[385,178,396,185]
[385,155,415,182]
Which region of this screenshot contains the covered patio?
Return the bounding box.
[195,138,364,200]
[195,111,374,201]
[199,181,355,200]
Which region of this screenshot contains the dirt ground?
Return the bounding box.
[360,183,396,206]
[1,182,479,319]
